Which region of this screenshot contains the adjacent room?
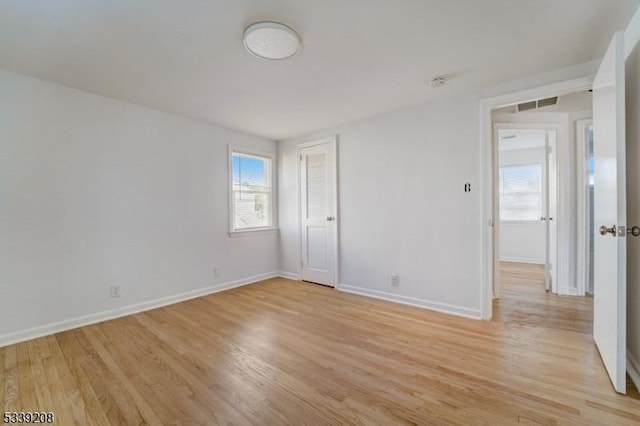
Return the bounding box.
[2,1,640,424]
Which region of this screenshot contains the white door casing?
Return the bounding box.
[576,119,594,297]
[299,137,338,286]
[592,31,627,394]
[546,130,558,292]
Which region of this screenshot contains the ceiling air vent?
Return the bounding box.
[517,96,558,112]
[517,101,537,112]
[537,96,558,108]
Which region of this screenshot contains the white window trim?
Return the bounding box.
[228,146,277,235]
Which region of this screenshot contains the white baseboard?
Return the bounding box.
[338,284,482,320]
[628,350,640,391]
[0,272,278,348]
[563,287,580,296]
[499,257,545,265]
[277,271,300,280]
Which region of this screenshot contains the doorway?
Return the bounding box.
[298,136,338,287]
[576,119,595,296]
[493,125,559,299]
[481,30,639,391]
[480,79,595,320]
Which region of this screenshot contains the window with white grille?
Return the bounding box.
[230,149,273,232]
[499,164,542,222]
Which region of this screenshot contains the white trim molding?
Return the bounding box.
[339,284,482,320]
[0,272,280,348]
[499,257,545,265]
[628,351,640,391]
[277,271,300,280]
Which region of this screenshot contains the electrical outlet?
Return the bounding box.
[110,285,121,298]
[214,266,220,278]
[390,274,400,287]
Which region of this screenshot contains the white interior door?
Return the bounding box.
[592,31,627,394]
[300,139,337,286]
[545,130,558,292]
[625,32,640,393]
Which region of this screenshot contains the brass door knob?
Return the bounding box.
[628,226,640,237]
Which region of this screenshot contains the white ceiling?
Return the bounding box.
[0,1,638,140]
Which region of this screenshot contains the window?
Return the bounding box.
[229,148,273,232]
[499,164,542,222]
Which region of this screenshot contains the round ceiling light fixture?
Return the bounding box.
[243,21,301,61]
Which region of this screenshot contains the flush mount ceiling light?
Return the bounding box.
[243,21,301,61]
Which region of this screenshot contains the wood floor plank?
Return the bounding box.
[26,339,55,415]
[55,331,113,426]
[41,339,79,425]
[16,342,36,412]
[133,311,294,425]
[66,328,143,425]
[0,346,4,411]
[108,317,251,424]
[46,334,93,425]
[0,349,7,412]
[2,369,19,414]
[98,319,223,425]
[0,268,639,424]
[81,325,163,425]
[3,344,17,372]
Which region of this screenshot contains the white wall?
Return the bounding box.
[279,94,484,318]
[498,147,546,264]
[625,37,640,390]
[0,70,278,345]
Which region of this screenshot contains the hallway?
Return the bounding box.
[493,261,639,396]
[493,262,593,334]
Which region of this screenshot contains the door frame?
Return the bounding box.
[480,76,594,320]
[297,135,339,287]
[492,123,561,299]
[576,118,594,296]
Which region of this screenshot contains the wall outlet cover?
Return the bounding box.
[390,274,400,286]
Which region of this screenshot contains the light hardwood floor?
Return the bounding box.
[2,274,640,425]
[493,261,594,334]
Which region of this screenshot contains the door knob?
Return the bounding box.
[628,226,640,237]
[599,225,617,236]
[326,216,335,221]
[540,216,546,221]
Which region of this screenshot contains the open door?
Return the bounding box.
[544,130,558,292]
[592,31,627,394]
